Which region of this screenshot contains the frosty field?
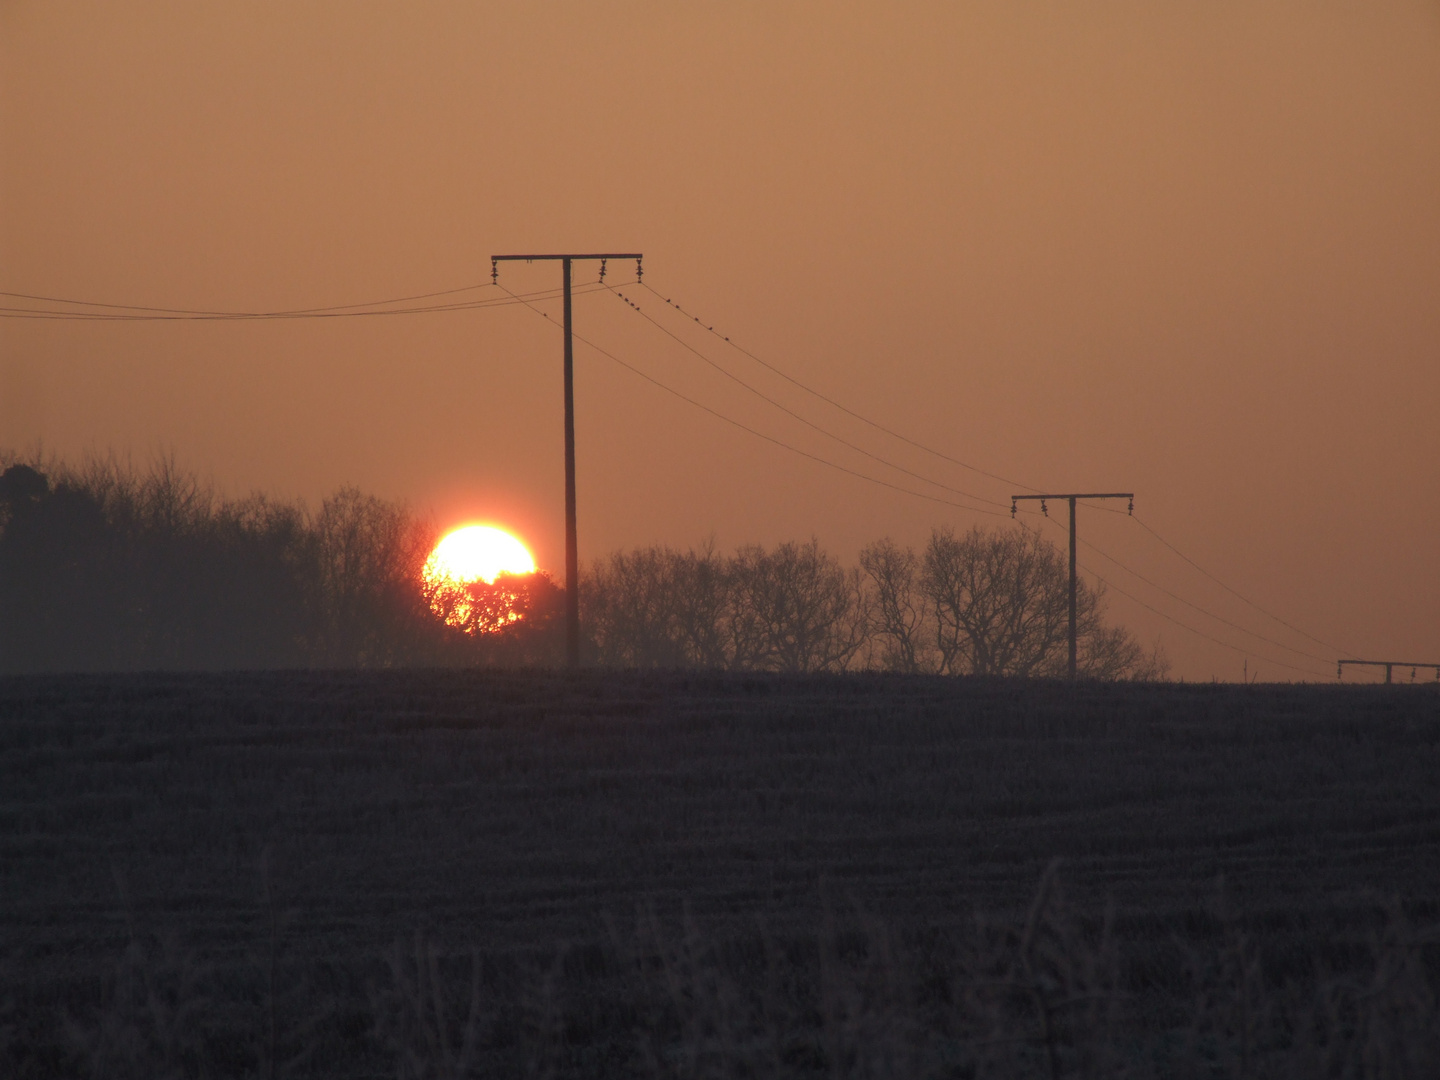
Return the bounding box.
[2,671,1437,1077]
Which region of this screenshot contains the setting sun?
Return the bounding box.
[425,525,536,588]
[422,525,539,634]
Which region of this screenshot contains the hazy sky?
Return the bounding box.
[4,1,1438,681]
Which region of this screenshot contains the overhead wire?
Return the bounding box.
[633,279,1343,653]
[1079,562,1332,680]
[495,281,1011,520]
[1028,512,1332,679]
[638,279,1039,493]
[635,278,1355,666]
[0,282,611,321]
[0,281,494,317]
[610,279,1352,671]
[0,286,607,321]
[5,270,1360,673]
[1131,514,1348,655]
[1072,533,1333,665]
[608,284,1011,510]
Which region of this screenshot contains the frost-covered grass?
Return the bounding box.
[1,671,1437,1076]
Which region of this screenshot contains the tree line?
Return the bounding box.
[0,457,557,672]
[0,456,1165,678]
[584,534,1166,678]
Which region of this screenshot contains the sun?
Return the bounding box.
[422,525,538,634]
[425,525,536,589]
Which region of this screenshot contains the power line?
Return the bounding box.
[0,282,491,316]
[0,286,606,321]
[1072,533,1334,666]
[0,282,611,321]
[609,285,1011,510]
[496,282,1011,520]
[638,279,1039,493]
[1131,514,1347,655]
[1077,558,1332,680]
[615,282,1352,676]
[635,278,1350,669]
[1029,513,1332,679]
[6,271,1357,676]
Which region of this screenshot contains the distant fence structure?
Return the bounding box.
[1337,659,1440,684]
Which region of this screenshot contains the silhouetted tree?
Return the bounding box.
[1,452,1166,678]
[921,525,1070,676]
[859,537,933,674]
[727,540,868,673]
[582,542,732,668]
[426,569,563,645]
[911,525,1166,679]
[581,546,692,667]
[311,488,436,666]
[0,456,552,672]
[668,543,732,668]
[0,464,119,671]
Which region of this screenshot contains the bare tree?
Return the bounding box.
[313,488,429,666]
[727,539,868,673]
[921,525,1073,677]
[919,525,1167,680]
[3,445,1167,678]
[859,538,934,674]
[922,526,1040,676]
[666,541,732,669]
[582,541,736,669]
[582,546,690,668]
[1079,624,1170,681]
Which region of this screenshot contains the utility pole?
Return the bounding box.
[491,253,643,668]
[1010,492,1134,681]
[1337,659,1440,685]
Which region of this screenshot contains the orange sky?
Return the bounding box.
[3,1,1438,681]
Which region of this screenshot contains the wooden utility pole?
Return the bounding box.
[1010,492,1134,680]
[1337,659,1440,684]
[491,253,643,667]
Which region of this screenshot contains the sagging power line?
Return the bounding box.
[1131,515,1348,656]
[1071,533,1333,667]
[609,286,1009,513]
[630,277,1353,677]
[9,268,1369,680]
[0,282,613,321]
[497,282,1014,521]
[558,282,1351,681]
[637,280,1037,493]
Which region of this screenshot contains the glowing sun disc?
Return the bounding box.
[425,525,536,587]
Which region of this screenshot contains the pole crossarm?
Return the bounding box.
[1009,491,1134,680]
[1011,493,1134,509]
[492,254,643,261]
[1338,659,1440,684]
[492,253,643,286]
[489,251,644,667]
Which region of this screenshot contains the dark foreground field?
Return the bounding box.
[2,671,1438,1078]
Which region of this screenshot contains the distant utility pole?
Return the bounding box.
[1011,492,1134,681]
[491,253,643,668]
[1337,659,1440,685]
